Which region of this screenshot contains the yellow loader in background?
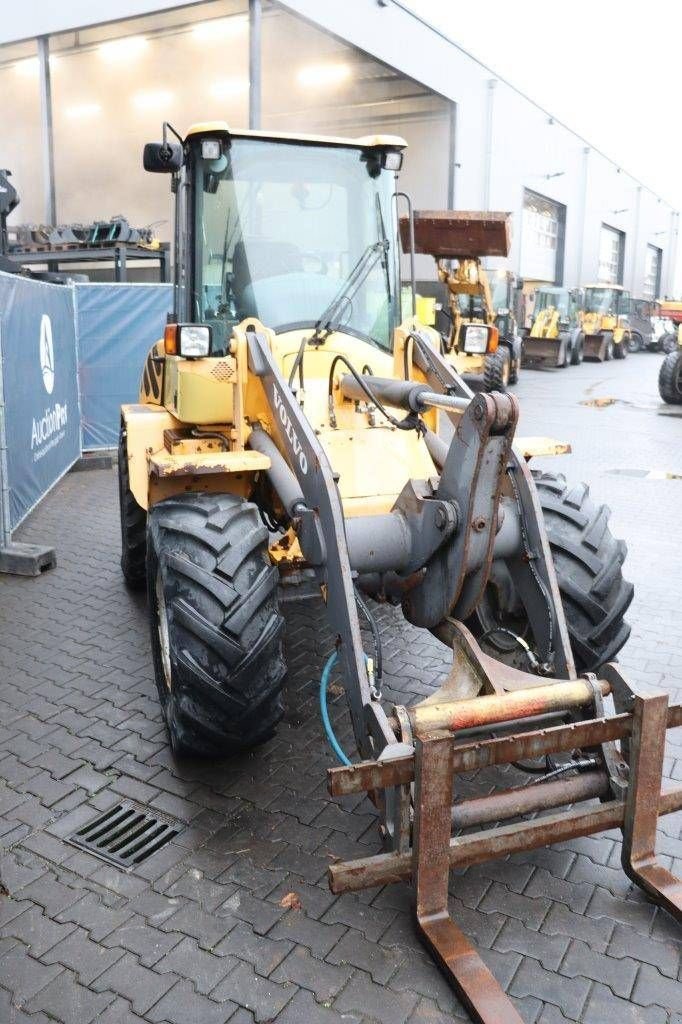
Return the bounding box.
[578,284,631,361]
[401,211,515,391]
[522,285,583,368]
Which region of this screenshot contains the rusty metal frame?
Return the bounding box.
[327,647,682,1024]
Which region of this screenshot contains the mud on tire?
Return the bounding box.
[147,492,286,757]
[118,424,147,590]
[533,471,633,672]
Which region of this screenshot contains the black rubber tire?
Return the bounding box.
[118,425,147,590]
[627,332,643,354]
[483,349,510,392]
[613,338,627,359]
[658,350,682,404]
[570,333,584,366]
[147,492,286,757]
[533,471,633,672]
[604,335,614,361]
[557,333,570,368]
[662,332,679,355]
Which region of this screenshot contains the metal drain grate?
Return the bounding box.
[67,801,182,869]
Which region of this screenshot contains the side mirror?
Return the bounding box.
[143,142,183,173]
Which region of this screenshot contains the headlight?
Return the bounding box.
[164,323,213,358]
[462,324,490,354]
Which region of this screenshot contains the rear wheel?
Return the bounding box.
[147,492,286,757]
[118,425,147,590]
[627,332,643,353]
[533,472,633,671]
[658,349,682,404]
[483,349,510,392]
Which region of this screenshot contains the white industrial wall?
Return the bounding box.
[1,0,678,295]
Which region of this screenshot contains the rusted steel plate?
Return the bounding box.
[149,449,270,478]
[327,754,413,797]
[328,704,681,797]
[400,211,511,259]
[451,770,609,830]
[328,785,682,894]
[622,696,682,920]
[420,915,525,1024]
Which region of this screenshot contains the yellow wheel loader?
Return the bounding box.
[578,284,632,361]
[522,285,582,368]
[400,211,514,392]
[119,121,682,1024]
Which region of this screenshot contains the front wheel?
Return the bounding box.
[613,338,627,359]
[658,349,682,404]
[147,492,286,757]
[533,472,633,671]
[118,425,147,590]
[662,333,679,354]
[483,349,510,392]
[627,332,643,353]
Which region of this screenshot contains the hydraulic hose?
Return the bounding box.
[319,650,352,766]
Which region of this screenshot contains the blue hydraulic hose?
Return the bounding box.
[319,650,352,766]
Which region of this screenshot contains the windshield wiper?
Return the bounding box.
[310,237,389,345]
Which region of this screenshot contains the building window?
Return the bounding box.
[520,189,565,284]
[643,244,662,299]
[598,224,625,284]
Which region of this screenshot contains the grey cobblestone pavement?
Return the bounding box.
[0,351,681,1023]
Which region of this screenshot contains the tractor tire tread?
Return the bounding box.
[118,426,147,590]
[658,350,682,404]
[533,470,633,672]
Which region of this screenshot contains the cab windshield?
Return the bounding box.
[192,137,400,352]
[585,288,625,314]
[535,288,569,317]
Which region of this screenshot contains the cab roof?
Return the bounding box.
[584,283,626,290]
[185,121,407,151]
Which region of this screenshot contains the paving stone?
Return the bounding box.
[631,963,682,1014]
[586,886,657,931]
[275,988,362,1024]
[0,946,64,1004]
[215,920,293,976]
[334,971,419,1024]
[523,868,593,913]
[510,959,591,1021]
[154,935,236,994]
[218,889,286,935]
[389,952,468,1016]
[41,925,126,984]
[103,915,184,966]
[91,952,178,1014]
[583,982,668,1024]
[269,909,348,959]
[320,892,395,940]
[159,903,234,951]
[478,882,551,930]
[211,960,295,1021]
[540,902,614,953]
[327,928,405,984]
[25,967,116,1023]
[56,893,135,941]
[559,937,638,998]
[146,978,236,1023]
[3,905,76,957]
[271,944,353,1002]
[19,874,81,916]
[494,918,570,972]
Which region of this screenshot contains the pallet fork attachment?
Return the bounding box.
[328,625,682,1024]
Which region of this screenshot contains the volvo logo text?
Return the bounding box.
[272,384,308,475]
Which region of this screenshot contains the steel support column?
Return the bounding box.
[37,36,57,226]
[249,0,262,130]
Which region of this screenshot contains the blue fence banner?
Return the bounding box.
[0,272,81,530]
[75,283,173,449]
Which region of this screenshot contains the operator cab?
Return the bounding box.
[146,122,406,357]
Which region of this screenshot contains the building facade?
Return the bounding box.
[0,0,678,296]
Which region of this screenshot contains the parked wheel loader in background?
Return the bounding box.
[401,211,516,392]
[522,285,582,368]
[490,268,523,383]
[118,121,682,1023]
[578,284,631,360]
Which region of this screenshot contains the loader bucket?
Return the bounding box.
[521,336,566,368]
[327,622,682,1024]
[583,333,609,361]
[401,210,511,259]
